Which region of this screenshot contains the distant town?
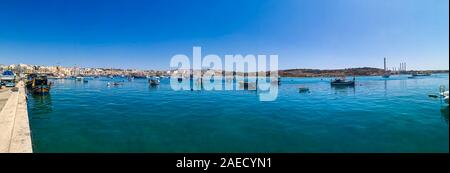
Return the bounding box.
[0,64,169,78]
[0,63,448,78]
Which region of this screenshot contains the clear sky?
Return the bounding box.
[0,0,448,70]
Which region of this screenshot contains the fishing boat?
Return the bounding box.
[107,82,123,87]
[25,74,36,89]
[331,77,355,86]
[75,76,84,81]
[439,85,448,104]
[148,77,160,86]
[412,72,431,77]
[27,74,51,95]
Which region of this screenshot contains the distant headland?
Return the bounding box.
[279,67,449,77]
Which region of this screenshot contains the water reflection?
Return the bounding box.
[331,85,355,95]
[399,77,407,89]
[28,94,53,119]
[149,84,160,89]
[441,106,449,124]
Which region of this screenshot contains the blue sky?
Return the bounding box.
[0,0,448,70]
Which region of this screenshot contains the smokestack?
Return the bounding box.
[384,57,387,71]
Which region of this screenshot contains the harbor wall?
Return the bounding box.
[0,81,32,153]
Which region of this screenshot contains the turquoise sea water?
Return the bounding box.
[28,74,449,153]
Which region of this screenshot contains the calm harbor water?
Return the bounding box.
[28,74,449,153]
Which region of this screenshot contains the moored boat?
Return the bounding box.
[439,85,448,104]
[149,77,160,86]
[441,91,449,104]
[107,82,123,87]
[412,72,431,77]
[132,75,147,79]
[27,74,51,95]
[75,76,84,81]
[331,77,355,86]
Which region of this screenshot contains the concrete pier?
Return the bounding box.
[0,81,32,153]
